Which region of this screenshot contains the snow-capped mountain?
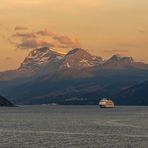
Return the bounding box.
[60,48,103,69]
[15,47,145,71]
[99,54,136,69]
[20,47,104,71]
[19,47,65,71]
[0,47,148,81]
[1,47,148,105]
[106,54,134,64]
[0,47,103,81]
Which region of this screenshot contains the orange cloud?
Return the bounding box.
[17,38,76,49]
[13,32,36,38]
[12,27,81,49]
[17,39,56,49]
[53,35,80,48]
[14,26,28,31]
[36,29,55,36]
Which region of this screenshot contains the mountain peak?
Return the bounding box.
[35,46,49,52]
[107,54,134,64]
[27,47,50,58]
[61,48,103,69]
[67,48,87,55]
[110,54,122,60]
[28,47,62,57]
[19,47,64,71]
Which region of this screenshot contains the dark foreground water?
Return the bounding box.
[0,106,148,148]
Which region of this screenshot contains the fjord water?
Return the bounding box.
[0,106,148,148]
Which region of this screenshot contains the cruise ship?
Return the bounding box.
[99,98,115,108]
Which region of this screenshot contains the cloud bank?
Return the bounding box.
[12,28,81,49]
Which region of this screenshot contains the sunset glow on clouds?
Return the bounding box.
[0,0,148,71]
[12,28,81,49]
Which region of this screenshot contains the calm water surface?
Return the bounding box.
[0,106,148,148]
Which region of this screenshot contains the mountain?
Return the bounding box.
[112,81,148,105]
[101,54,148,69]
[60,48,103,69]
[20,47,103,71]
[0,47,102,81]
[19,47,64,71]
[0,47,103,82]
[0,47,65,81]
[0,95,14,106]
[106,54,134,64]
[1,47,148,105]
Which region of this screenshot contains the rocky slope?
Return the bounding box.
[19,47,64,71]
[0,95,14,106]
[60,48,103,69]
[112,81,148,105]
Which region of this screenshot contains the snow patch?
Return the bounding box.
[80,59,89,63]
[56,56,63,60]
[66,63,70,68]
[80,59,94,67]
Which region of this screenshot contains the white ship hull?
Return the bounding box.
[100,104,114,108]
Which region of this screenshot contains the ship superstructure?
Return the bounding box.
[99,98,115,108]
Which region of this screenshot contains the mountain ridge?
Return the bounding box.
[1,47,148,105]
[15,47,148,72]
[0,47,148,81]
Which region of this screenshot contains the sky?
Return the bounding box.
[0,0,148,71]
